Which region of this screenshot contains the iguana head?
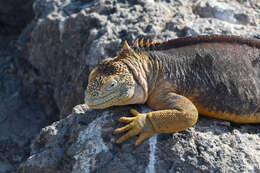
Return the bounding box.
[85,41,139,109]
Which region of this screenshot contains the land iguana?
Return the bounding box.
[85,35,260,146]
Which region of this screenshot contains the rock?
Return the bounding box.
[0,158,14,173]
[0,0,34,38]
[193,0,237,23]
[192,0,258,25]
[60,66,90,117]
[18,105,260,173]
[0,41,57,172]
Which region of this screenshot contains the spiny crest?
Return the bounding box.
[132,35,260,51]
[117,38,164,62]
[139,38,144,47]
[123,40,131,50]
[123,35,260,52]
[145,39,150,47]
[131,38,158,49]
[119,37,163,57]
[126,37,163,50]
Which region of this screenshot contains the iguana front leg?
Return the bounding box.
[114,91,198,146]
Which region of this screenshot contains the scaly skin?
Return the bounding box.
[85,35,260,146]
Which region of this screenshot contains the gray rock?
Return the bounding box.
[0,158,13,173]
[0,42,56,173]
[192,0,259,26]
[18,105,260,173]
[193,0,237,23]
[0,0,34,38]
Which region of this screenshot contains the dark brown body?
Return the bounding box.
[140,35,260,122]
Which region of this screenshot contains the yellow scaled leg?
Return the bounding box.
[114,91,198,146]
[114,109,156,146]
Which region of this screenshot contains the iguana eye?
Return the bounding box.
[104,79,118,91]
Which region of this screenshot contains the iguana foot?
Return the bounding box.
[114,109,155,146]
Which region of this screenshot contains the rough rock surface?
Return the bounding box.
[0,0,259,172]
[18,104,260,173]
[0,0,34,38]
[0,40,57,172]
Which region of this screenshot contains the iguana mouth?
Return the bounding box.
[85,93,120,109]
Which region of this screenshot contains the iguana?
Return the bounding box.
[85,35,260,146]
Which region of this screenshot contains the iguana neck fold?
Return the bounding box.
[120,52,160,104]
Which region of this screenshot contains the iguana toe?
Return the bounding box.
[130,109,140,116]
[116,128,140,144]
[135,132,154,146]
[118,116,135,123]
[114,109,156,145]
[114,123,134,134]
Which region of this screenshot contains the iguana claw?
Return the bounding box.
[114,109,155,146]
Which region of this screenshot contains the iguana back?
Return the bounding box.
[139,35,260,118]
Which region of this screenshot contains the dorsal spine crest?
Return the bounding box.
[129,35,260,52]
[139,38,144,47]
